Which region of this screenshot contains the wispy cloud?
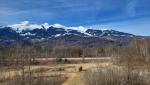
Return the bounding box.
[0,0,150,31]
[126,0,137,17]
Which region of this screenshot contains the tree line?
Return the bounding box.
[0,38,150,66]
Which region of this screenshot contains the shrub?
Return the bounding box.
[84,68,148,85]
[79,66,83,72]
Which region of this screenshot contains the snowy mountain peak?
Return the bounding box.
[52,23,66,28]
[2,21,135,39]
[8,21,51,31]
[0,22,140,46]
[8,21,88,32]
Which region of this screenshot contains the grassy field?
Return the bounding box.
[0,57,150,85]
[0,57,111,85]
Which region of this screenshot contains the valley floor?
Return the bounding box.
[0,57,150,85]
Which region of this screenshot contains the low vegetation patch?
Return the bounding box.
[0,74,67,85]
[84,67,149,85]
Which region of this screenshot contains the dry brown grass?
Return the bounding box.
[0,74,67,85]
[0,57,150,85]
[84,67,150,85]
[0,65,68,85]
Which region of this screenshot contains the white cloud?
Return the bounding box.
[86,24,111,31]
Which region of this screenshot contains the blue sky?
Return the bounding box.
[0,0,150,35]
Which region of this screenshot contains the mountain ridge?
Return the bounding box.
[0,22,147,46]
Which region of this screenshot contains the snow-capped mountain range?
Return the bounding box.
[0,21,144,46]
[8,21,87,32]
[6,21,134,37]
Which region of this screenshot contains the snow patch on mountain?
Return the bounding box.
[8,21,87,32]
[20,32,36,36]
[8,21,52,31]
[7,21,91,36]
[52,24,66,28]
[8,21,39,30]
[67,26,86,32]
[5,21,135,38]
[51,24,87,33]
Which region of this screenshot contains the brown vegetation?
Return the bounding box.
[0,39,150,85]
[84,67,150,85]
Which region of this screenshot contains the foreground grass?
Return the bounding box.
[84,66,150,85]
[0,59,150,85]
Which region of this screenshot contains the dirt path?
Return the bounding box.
[62,62,111,85]
[62,72,85,85]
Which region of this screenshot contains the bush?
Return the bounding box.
[79,66,83,72]
[84,68,148,85]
